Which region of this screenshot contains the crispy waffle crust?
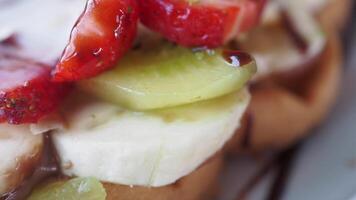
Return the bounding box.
[49,153,222,200]
[226,32,342,153]
[103,154,223,200]
[318,0,353,32]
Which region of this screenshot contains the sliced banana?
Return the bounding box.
[52,89,250,187]
[0,124,42,195]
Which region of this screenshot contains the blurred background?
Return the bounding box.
[219,3,356,200]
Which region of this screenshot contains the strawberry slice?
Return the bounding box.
[0,53,70,124]
[53,0,138,82]
[138,0,266,48]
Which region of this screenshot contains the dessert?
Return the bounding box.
[0,0,264,199]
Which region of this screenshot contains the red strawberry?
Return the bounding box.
[138,0,266,48]
[53,0,138,82]
[238,0,267,32]
[0,53,70,124]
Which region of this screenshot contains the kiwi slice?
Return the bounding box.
[149,89,249,122]
[79,43,256,110]
[28,177,106,200]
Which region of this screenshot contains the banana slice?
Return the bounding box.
[52,89,249,187]
[0,124,43,195]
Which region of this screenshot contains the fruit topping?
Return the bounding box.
[1,133,60,200]
[53,0,138,82]
[28,177,106,200]
[79,41,256,110]
[0,124,43,197]
[50,90,250,188]
[150,89,249,122]
[28,178,106,200]
[0,53,70,124]
[137,0,266,48]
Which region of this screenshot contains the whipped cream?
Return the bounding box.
[239,0,327,80]
[262,0,330,25]
[0,0,86,63]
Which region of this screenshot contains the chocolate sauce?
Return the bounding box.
[1,133,61,200]
[223,50,253,67]
[235,145,300,200]
[266,145,299,200]
[281,10,308,54]
[235,156,276,200]
[240,112,254,149]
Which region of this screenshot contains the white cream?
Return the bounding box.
[262,0,330,25]
[0,0,86,63]
[51,90,249,187]
[241,0,327,80]
[0,124,42,194]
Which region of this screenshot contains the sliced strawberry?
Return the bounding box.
[138,0,266,48]
[53,0,138,82]
[0,53,70,124]
[238,0,267,32]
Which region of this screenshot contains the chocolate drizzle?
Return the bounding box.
[281,10,308,54]
[266,145,299,200]
[1,133,60,200]
[235,145,300,200]
[235,155,276,200]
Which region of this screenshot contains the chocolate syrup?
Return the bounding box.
[223,50,253,67]
[281,10,308,54]
[235,145,300,200]
[1,133,61,200]
[266,145,299,200]
[235,156,276,200]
